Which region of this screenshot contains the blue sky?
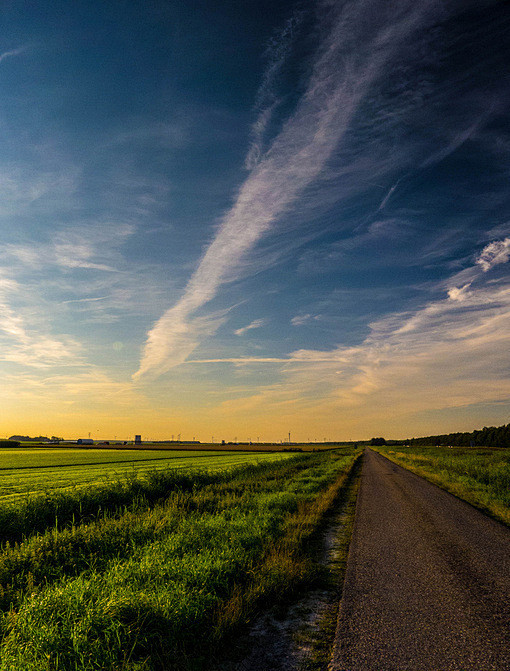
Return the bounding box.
[1,0,510,441]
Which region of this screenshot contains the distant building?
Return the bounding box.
[135,435,142,445]
[77,439,94,445]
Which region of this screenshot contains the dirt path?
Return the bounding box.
[331,449,510,670]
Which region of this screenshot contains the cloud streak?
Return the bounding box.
[214,288,510,437]
[175,240,510,435]
[61,296,110,305]
[2,223,135,272]
[0,46,26,64]
[476,237,510,272]
[291,313,321,326]
[234,319,267,336]
[245,11,303,170]
[135,0,442,381]
[0,284,83,369]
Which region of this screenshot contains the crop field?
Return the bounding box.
[0,448,293,501]
[377,445,510,525]
[0,447,360,670]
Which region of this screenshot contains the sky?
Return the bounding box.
[1,0,510,442]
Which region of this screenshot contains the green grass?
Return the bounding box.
[376,445,510,526]
[0,449,360,671]
[0,455,294,546]
[0,448,256,470]
[0,448,292,501]
[291,454,363,671]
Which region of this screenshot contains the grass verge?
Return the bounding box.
[295,453,363,671]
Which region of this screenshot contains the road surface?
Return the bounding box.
[331,449,510,670]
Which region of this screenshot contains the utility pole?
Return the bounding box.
[288,431,291,444]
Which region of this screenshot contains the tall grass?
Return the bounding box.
[0,449,360,671]
[0,456,296,546]
[377,446,510,526]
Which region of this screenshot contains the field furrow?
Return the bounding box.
[0,449,291,500]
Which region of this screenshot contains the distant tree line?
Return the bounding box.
[8,435,62,442]
[406,422,510,448]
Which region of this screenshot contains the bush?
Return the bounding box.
[0,441,20,448]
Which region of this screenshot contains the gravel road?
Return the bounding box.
[330,449,510,670]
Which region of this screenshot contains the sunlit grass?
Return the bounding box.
[0,448,252,470]
[0,456,295,546]
[0,449,360,671]
[0,448,291,500]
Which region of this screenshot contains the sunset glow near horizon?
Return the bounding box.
[1,0,510,443]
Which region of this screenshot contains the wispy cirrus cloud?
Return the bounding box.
[181,239,510,435]
[245,11,303,170]
[61,296,110,305]
[0,223,148,339]
[188,357,287,365]
[291,313,320,326]
[2,223,135,272]
[0,275,83,369]
[0,46,27,64]
[0,165,78,217]
[134,0,444,381]
[0,218,182,337]
[420,114,490,170]
[234,319,267,336]
[378,178,402,211]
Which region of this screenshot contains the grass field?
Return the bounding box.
[0,448,293,501]
[0,447,360,670]
[376,445,510,526]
